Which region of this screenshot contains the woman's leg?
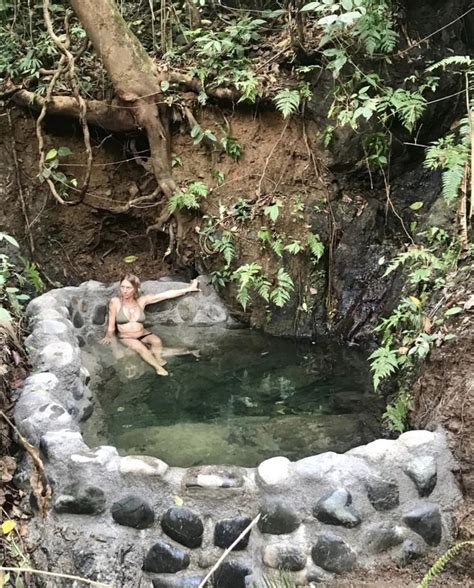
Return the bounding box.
[141,334,167,367]
[119,337,168,376]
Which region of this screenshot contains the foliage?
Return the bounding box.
[383,390,413,433]
[168,181,209,213]
[274,89,301,119]
[0,233,43,322]
[417,541,474,588]
[38,146,77,199]
[232,262,270,310]
[269,268,294,307]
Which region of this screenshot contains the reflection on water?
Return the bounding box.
[82,328,383,467]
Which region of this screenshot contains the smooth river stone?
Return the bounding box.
[213,561,251,588]
[263,544,307,571]
[161,507,204,548]
[143,541,190,573]
[363,523,407,553]
[313,488,361,527]
[311,533,356,574]
[111,495,154,529]
[366,477,400,511]
[404,456,437,497]
[403,504,442,546]
[54,484,106,515]
[214,517,252,549]
[258,502,301,535]
[119,455,168,477]
[257,456,291,486]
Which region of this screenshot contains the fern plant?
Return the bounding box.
[417,541,474,588]
[232,262,270,310]
[270,268,294,308]
[383,390,413,433]
[168,181,208,212]
[273,89,301,118]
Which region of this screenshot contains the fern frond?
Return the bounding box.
[368,345,399,390]
[426,55,472,73]
[274,88,301,118]
[417,541,474,588]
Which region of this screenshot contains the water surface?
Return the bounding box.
[82,328,382,467]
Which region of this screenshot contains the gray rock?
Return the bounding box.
[258,502,301,535]
[403,504,442,546]
[363,523,407,553]
[54,484,106,515]
[399,539,427,566]
[366,477,399,511]
[311,533,356,574]
[143,541,190,574]
[73,312,84,328]
[263,544,307,571]
[404,456,437,497]
[92,304,107,325]
[214,517,252,550]
[257,456,291,486]
[184,466,244,488]
[19,402,77,445]
[161,507,204,548]
[111,495,155,529]
[313,488,361,527]
[213,561,251,588]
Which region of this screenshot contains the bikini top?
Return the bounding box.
[116,304,146,325]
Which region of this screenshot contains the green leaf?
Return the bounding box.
[300,2,320,12]
[45,148,58,161]
[0,233,19,248]
[160,80,170,92]
[57,146,72,157]
[409,201,424,210]
[123,255,138,263]
[445,306,463,316]
[0,307,12,321]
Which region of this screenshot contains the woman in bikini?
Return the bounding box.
[100,274,199,376]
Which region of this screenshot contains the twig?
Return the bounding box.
[0,411,51,518]
[198,514,261,588]
[43,0,93,200]
[0,567,112,587]
[6,110,34,253]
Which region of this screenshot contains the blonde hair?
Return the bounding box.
[119,273,140,299]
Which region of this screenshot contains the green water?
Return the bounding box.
[82,328,383,467]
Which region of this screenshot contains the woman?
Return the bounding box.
[101,274,199,376]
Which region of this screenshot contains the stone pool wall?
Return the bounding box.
[14,280,463,587]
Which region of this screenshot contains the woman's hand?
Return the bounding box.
[187,279,200,293]
[100,335,113,345]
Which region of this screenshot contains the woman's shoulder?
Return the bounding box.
[109,296,120,307]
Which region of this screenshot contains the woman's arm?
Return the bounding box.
[100,298,118,344]
[140,279,200,307]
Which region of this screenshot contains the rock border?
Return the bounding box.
[15,279,463,587]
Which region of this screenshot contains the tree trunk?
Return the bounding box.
[69,0,176,197]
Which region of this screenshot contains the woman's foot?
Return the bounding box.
[156,365,169,376]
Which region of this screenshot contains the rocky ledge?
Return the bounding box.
[14,280,463,587]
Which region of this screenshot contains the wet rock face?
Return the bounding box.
[111,495,155,529]
[313,488,362,527]
[161,508,204,548]
[143,541,190,574]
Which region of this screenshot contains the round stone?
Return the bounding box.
[92,304,107,325]
[214,517,252,550]
[399,539,427,566]
[313,488,361,527]
[263,544,306,571]
[366,477,399,511]
[119,455,168,477]
[311,533,356,574]
[54,484,106,515]
[111,495,154,529]
[363,523,406,553]
[258,503,301,535]
[213,561,251,588]
[404,456,437,497]
[403,504,442,546]
[143,541,190,574]
[257,456,291,486]
[73,312,84,328]
[161,507,204,548]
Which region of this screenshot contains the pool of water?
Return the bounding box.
[82,327,383,467]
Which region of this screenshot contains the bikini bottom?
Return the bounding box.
[118,331,152,341]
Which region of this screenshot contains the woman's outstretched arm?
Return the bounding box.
[140,279,200,306]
